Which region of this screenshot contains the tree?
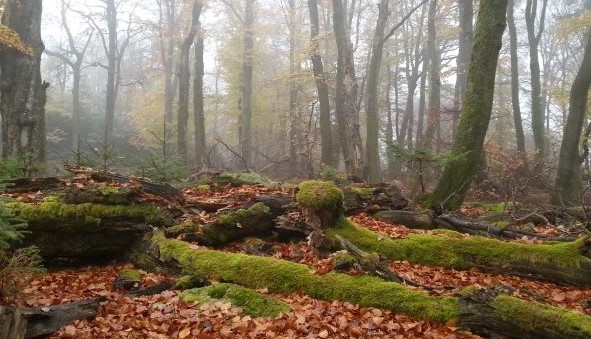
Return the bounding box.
[422,0,440,150]
[365,0,427,183]
[194,24,206,169]
[554,1,591,205]
[429,0,509,211]
[507,0,526,157]
[525,0,548,159]
[332,0,363,178]
[44,0,94,150]
[0,0,47,163]
[452,0,473,133]
[308,0,334,168]
[177,1,201,162]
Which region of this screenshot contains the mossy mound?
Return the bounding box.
[328,218,591,285]
[181,283,290,317]
[212,172,277,187]
[113,269,141,290]
[154,233,458,322]
[296,180,344,213]
[175,274,210,290]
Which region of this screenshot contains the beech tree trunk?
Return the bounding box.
[104,0,118,146]
[554,14,591,204]
[332,0,364,178]
[177,1,201,162]
[429,0,508,211]
[507,0,526,157]
[453,0,473,135]
[193,24,206,169]
[422,0,440,150]
[525,0,548,159]
[0,0,47,163]
[308,0,334,168]
[240,0,255,167]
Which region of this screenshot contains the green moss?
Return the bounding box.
[328,218,588,271]
[492,295,591,336]
[119,268,141,281]
[331,252,357,270]
[154,233,459,323]
[350,187,375,196]
[468,202,518,215]
[214,172,277,187]
[165,222,197,237]
[296,181,344,212]
[96,184,120,195]
[181,283,290,317]
[456,285,479,297]
[7,200,173,230]
[195,184,210,192]
[175,274,209,290]
[218,203,271,227]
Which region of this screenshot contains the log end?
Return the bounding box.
[296,181,344,228]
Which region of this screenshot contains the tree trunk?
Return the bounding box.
[104,0,117,146]
[365,0,389,183]
[429,0,508,211]
[177,1,201,163]
[0,0,46,163]
[554,18,591,204]
[423,0,440,151]
[308,0,334,168]
[332,0,364,178]
[453,0,473,136]
[240,0,255,168]
[194,24,206,169]
[507,0,526,157]
[162,0,177,124]
[525,0,548,159]
[288,0,299,175]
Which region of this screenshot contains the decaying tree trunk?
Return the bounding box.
[0,299,102,339]
[0,0,47,162]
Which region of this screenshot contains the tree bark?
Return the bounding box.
[0,0,46,163]
[240,0,255,167]
[177,1,201,163]
[422,0,440,150]
[308,0,334,168]
[332,0,364,178]
[104,0,118,146]
[507,0,526,157]
[288,0,300,175]
[429,0,508,211]
[525,0,548,159]
[554,15,591,204]
[193,24,206,169]
[452,0,473,136]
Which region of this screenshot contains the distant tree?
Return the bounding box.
[0,0,47,162]
[44,0,94,150]
[194,24,206,169]
[429,0,508,211]
[507,0,526,157]
[422,0,440,150]
[525,0,548,159]
[554,1,591,205]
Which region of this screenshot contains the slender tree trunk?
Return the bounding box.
[386,58,396,180]
[240,0,255,168]
[308,0,334,168]
[0,0,47,163]
[423,0,440,150]
[507,0,526,157]
[288,0,299,175]
[416,67,427,151]
[163,0,177,124]
[453,0,473,136]
[193,25,206,169]
[365,0,389,183]
[104,0,118,146]
[332,0,363,178]
[177,1,201,162]
[525,0,548,159]
[554,20,591,204]
[429,0,508,211]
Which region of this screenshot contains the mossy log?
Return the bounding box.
[151,234,591,337]
[7,200,172,265]
[460,286,591,339]
[1,177,61,194]
[341,183,409,215]
[0,298,102,339]
[179,203,275,247]
[329,219,591,286]
[60,186,140,205]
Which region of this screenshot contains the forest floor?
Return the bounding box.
[8,183,591,338]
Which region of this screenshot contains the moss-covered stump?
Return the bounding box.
[295,181,344,229]
[180,203,275,247]
[153,233,458,322]
[6,199,172,265]
[460,286,591,339]
[328,218,591,286]
[153,234,591,337]
[180,283,290,317]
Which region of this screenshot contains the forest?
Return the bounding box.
[1,0,591,338]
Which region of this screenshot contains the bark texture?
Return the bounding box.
[507,0,526,156]
[429,0,508,211]
[0,0,47,162]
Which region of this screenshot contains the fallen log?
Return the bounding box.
[341,183,409,215]
[0,298,103,339]
[151,233,591,337]
[1,177,61,194]
[328,219,591,286]
[7,200,172,265]
[460,286,591,339]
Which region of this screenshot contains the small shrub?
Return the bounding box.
[0,246,45,304]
